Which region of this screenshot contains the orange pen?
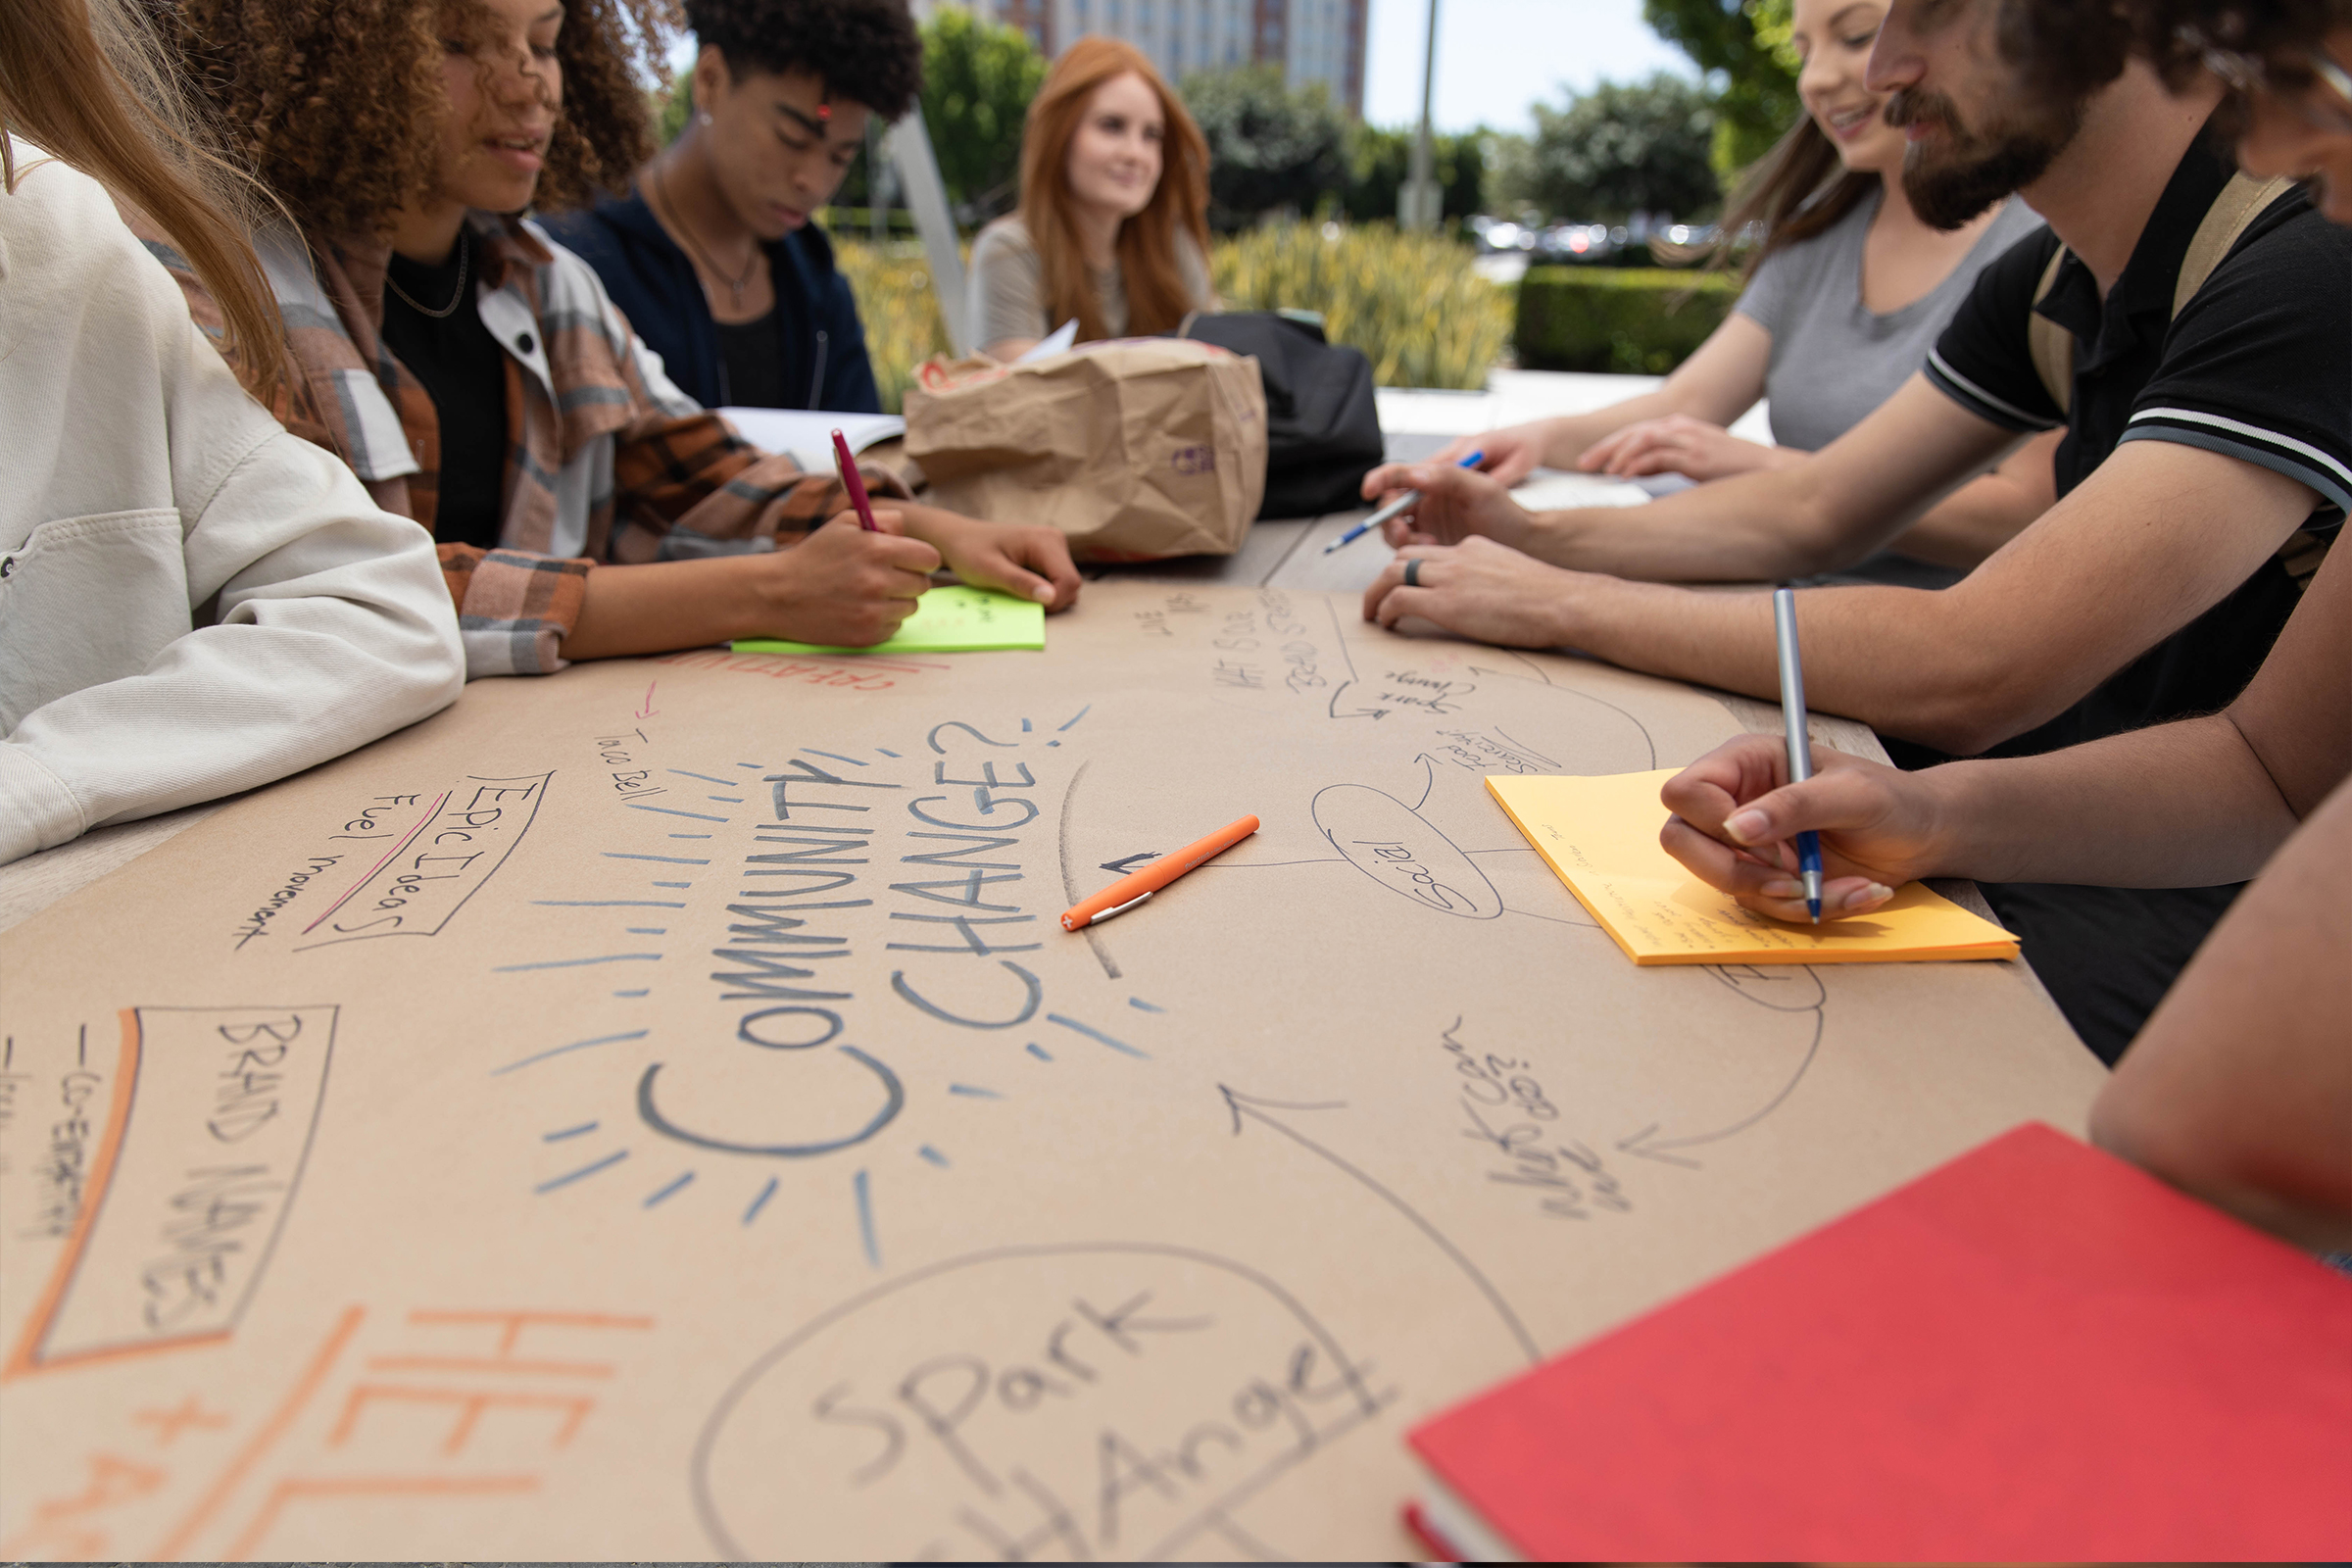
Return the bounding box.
[1060,814,1259,929]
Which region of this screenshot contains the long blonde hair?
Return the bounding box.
[1016,35,1210,343]
[0,0,286,395]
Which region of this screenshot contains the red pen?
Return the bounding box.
[832,427,879,531]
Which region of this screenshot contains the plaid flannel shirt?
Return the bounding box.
[155,211,896,677]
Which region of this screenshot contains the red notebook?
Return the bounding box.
[1406,1122,2352,1561]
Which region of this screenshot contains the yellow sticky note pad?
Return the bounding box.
[1487,768,2019,965]
[731,584,1046,658]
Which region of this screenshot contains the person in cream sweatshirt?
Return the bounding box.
[0,139,465,866]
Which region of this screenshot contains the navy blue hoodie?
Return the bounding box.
[541,187,881,413]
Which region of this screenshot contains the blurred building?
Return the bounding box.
[925,0,1368,115]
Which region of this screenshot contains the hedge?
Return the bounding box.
[1514,266,1741,375]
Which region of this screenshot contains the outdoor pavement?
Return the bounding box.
[1378,368,1774,447]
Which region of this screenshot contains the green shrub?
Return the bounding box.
[1212,220,1511,390]
[831,237,952,414]
[1514,266,1739,374]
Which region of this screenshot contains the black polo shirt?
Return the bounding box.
[1922,126,2351,759]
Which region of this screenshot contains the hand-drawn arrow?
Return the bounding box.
[1324,680,1396,722]
[1615,967,1825,1167]
[635,680,659,719]
[1221,1085,1540,1365]
[1099,850,1160,874]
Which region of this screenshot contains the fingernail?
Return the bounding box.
[1031,583,1055,604]
[1727,809,1769,844]
[1847,882,1894,909]
[1762,877,1802,898]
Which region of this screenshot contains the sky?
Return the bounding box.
[1360,0,1698,135]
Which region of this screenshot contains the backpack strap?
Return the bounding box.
[2027,244,2074,416]
[2022,172,2300,420]
[2175,172,2300,315]
[2176,172,2326,590]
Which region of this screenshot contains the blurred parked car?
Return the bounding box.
[1469,215,1540,254]
[1470,215,1728,268]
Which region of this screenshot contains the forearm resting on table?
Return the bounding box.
[1557,578,2110,758]
[2088,776,2352,1254]
[1888,431,2062,571]
[1528,462,1850,581]
[1563,443,2322,755]
[1912,714,2302,887]
[1520,375,2022,581]
[559,557,769,660]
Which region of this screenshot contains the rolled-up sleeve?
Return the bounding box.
[438,543,593,676]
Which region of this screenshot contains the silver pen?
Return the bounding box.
[1772,586,1825,923]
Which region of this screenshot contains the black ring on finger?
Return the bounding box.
[1403,559,1422,588]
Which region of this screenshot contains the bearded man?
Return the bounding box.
[1353,0,2352,1064]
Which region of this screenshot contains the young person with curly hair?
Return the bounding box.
[540,0,918,413]
[0,0,462,867]
[1658,0,2352,1251]
[162,0,1079,680]
[967,36,1214,361]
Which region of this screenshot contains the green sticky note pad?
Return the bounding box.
[730,584,1046,657]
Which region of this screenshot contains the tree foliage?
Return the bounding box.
[1342,124,1485,224]
[1642,0,1801,176]
[919,6,1048,220]
[1484,129,1540,217]
[1178,64,1350,230]
[1528,74,1719,222]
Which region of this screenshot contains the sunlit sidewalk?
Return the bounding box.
[1377,368,1774,444]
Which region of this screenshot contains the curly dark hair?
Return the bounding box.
[682,0,921,120]
[2120,0,2352,88]
[1990,0,2136,103]
[166,0,677,235]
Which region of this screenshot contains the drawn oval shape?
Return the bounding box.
[1310,784,1501,918]
[692,1243,1383,1561]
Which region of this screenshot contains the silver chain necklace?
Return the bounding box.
[384,228,470,319]
[655,161,758,309]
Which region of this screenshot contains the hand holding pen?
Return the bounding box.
[1326,450,1486,553]
[1772,587,1825,923]
[832,428,881,531]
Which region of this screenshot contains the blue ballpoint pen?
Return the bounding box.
[1771,586,1825,923]
[1322,450,1485,553]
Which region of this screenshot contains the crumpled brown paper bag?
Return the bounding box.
[903,338,1268,561]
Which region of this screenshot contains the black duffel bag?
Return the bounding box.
[1180,310,1383,519]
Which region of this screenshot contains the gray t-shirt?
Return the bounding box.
[967,215,1212,350]
[1736,191,2044,451]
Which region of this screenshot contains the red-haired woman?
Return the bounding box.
[967,36,1213,360]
